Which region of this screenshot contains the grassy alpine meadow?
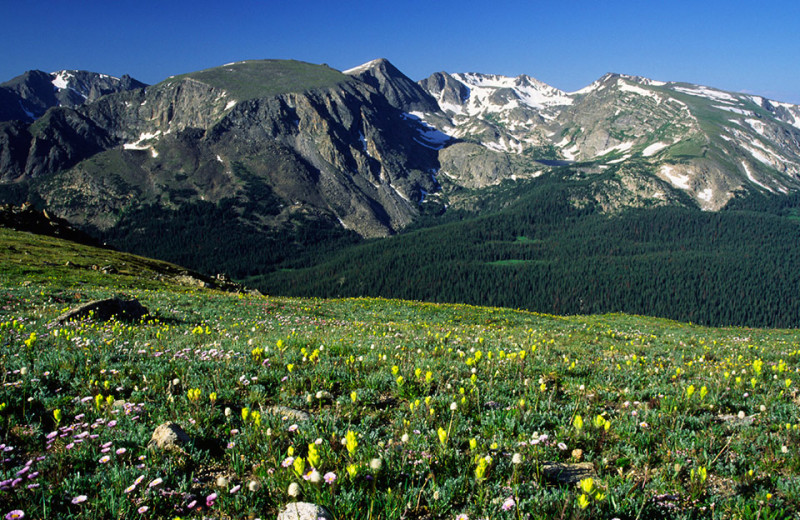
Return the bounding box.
[2,228,800,519]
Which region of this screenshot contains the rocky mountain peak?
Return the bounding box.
[343,58,439,113]
[0,69,147,123]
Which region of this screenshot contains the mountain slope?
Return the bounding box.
[0,60,445,253]
[414,70,800,212]
[0,69,147,123]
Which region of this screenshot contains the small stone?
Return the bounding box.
[542,462,595,484]
[264,406,311,422]
[148,422,190,450]
[276,502,333,520]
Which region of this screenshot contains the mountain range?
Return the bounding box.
[1,58,800,326]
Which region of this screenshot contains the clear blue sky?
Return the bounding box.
[2,0,798,104]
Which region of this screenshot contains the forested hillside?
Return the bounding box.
[255,182,800,328]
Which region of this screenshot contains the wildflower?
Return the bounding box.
[124,484,137,494]
[501,497,515,511]
[288,423,298,432]
[116,448,127,455]
[579,478,594,494]
[71,495,88,505]
[573,415,584,431]
[345,431,358,455]
[53,409,62,424]
[137,506,149,514]
[475,457,489,482]
[350,391,358,403]
[558,442,568,451]
[5,511,25,520]
[148,477,163,488]
[248,480,260,492]
[512,453,523,465]
[99,455,111,464]
[206,492,218,506]
[450,402,458,411]
[293,457,306,478]
[456,515,469,520]
[288,482,300,497]
[241,408,249,421]
[437,427,448,446]
[578,494,591,509]
[229,484,241,494]
[370,458,383,472]
[323,472,337,484]
[401,433,409,443]
[346,463,359,478]
[216,476,229,488]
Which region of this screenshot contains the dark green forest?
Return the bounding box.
[253,185,800,329]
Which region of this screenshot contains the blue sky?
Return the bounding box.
[2,0,798,103]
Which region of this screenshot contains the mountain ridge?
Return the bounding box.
[1,57,800,286]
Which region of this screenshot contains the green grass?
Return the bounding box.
[162,60,353,101]
[2,227,800,519]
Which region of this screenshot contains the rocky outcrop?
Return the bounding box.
[0,203,103,246]
[54,297,149,323]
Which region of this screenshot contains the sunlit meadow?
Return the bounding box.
[2,229,800,519]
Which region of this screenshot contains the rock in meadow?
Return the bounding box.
[264,405,311,422]
[276,502,333,520]
[148,422,191,450]
[541,462,595,484]
[55,297,148,324]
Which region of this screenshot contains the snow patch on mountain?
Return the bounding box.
[714,105,749,115]
[660,165,691,189]
[618,80,661,102]
[672,86,738,103]
[51,71,72,90]
[405,112,452,149]
[740,161,773,192]
[596,141,634,157]
[343,59,384,75]
[745,119,768,137]
[642,142,669,157]
[123,131,162,151]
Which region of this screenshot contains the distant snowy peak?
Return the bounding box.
[445,72,573,113]
[0,68,148,123]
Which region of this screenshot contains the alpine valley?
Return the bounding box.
[2,58,800,327]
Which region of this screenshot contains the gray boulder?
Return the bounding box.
[148,422,191,451]
[55,297,148,323]
[277,502,333,520]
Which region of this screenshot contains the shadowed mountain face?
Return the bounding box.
[1,58,800,278]
[0,69,147,123]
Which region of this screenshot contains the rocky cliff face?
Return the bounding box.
[0,60,441,238]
